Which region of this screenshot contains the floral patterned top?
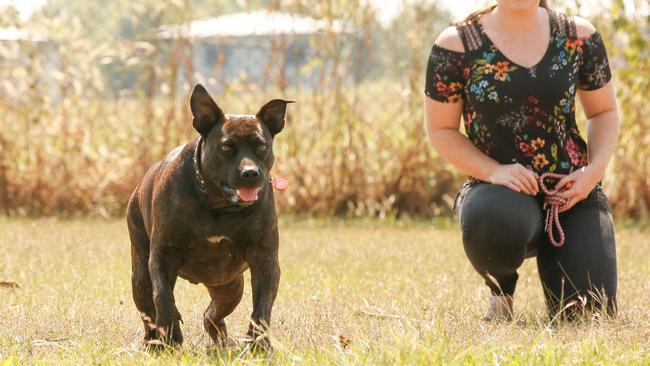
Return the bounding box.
[424,11,612,181]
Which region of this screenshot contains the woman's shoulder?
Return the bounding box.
[571,15,597,39]
[552,9,598,39]
[433,25,465,53]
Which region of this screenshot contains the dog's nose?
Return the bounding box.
[240,167,260,179]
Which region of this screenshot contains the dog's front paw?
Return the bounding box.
[244,332,273,354]
[143,321,183,352]
[143,338,168,353]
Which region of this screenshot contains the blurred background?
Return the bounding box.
[0,0,647,219]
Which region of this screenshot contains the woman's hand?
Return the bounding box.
[488,164,539,195]
[554,166,601,212]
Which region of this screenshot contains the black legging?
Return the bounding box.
[457,182,617,317]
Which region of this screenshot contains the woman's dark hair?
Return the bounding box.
[463,0,550,22]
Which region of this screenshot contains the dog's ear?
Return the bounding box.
[256,99,295,136]
[190,84,224,136]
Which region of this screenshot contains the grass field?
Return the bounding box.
[1,217,649,365]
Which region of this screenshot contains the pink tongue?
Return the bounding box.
[236,187,260,202]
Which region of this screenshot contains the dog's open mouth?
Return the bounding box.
[222,183,262,204]
[235,187,260,202]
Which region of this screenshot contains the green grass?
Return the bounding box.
[1,217,649,365]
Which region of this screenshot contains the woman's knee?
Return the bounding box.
[459,184,542,249]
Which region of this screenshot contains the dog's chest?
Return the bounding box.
[178,233,249,286]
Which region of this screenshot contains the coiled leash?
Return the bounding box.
[538,172,569,248]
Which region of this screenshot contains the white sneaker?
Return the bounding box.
[483,295,513,322]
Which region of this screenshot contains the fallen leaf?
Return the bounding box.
[338,334,352,350]
[0,281,20,289]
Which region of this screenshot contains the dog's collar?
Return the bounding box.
[193,137,238,206]
[193,137,209,195]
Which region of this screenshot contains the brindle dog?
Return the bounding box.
[126,84,293,350]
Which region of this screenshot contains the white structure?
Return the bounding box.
[158,10,346,39]
[157,11,361,90]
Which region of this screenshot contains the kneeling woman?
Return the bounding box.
[424,0,619,320]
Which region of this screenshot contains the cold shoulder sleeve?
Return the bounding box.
[577,32,612,90]
[424,45,466,103]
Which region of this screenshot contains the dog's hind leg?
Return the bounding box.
[204,275,244,346]
[127,198,157,343]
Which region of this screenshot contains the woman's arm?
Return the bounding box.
[424,98,496,181]
[583,82,620,176]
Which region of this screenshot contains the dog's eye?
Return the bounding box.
[257,145,268,152]
[221,145,233,152]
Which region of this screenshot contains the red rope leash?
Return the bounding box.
[538,172,569,248]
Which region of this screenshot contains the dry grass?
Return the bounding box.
[1,217,649,365]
